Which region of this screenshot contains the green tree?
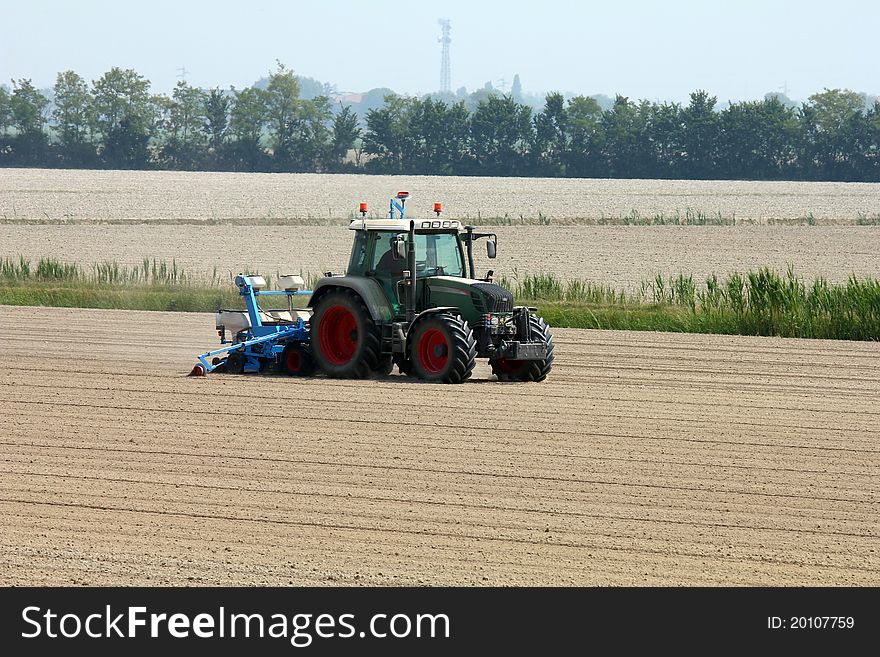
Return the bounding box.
[564,95,604,177]
[203,87,230,166]
[363,94,418,173]
[601,96,653,177]
[800,88,866,179]
[53,70,96,165]
[0,86,10,136]
[679,90,719,178]
[10,79,49,133]
[162,81,207,169]
[470,94,532,175]
[228,86,268,171]
[264,62,301,166]
[864,102,880,180]
[330,104,360,170]
[92,67,156,168]
[409,98,471,174]
[8,79,49,164]
[531,92,567,176]
[719,97,798,179]
[285,95,333,172]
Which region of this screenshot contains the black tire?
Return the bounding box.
[409,313,477,384]
[310,289,382,379]
[490,315,554,382]
[226,351,245,374]
[282,343,316,376]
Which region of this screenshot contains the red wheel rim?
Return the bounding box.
[318,306,358,365]
[418,328,449,374]
[286,348,302,372]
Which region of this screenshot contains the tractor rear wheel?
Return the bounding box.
[310,289,382,379]
[409,313,477,384]
[490,315,555,382]
[282,343,315,376]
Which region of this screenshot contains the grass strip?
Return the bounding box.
[1,257,878,341]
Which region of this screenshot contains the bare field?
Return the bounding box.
[2,169,879,287]
[3,223,879,288]
[1,305,877,586]
[2,168,879,224]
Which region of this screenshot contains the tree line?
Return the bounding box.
[1,64,878,181]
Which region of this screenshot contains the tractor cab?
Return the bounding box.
[347,192,498,319]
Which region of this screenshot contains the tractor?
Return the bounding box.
[305,192,554,383]
[193,192,554,383]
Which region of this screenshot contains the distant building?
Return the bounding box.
[334,92,363,104]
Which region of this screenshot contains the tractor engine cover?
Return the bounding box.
[470,283,514,313]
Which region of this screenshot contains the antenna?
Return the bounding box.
[438,18,451,94]
[779,80,789,96]
[176,67,189,82]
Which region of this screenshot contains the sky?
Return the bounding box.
[1,0,877,103]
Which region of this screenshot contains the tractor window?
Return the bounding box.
[347,230,368,273]
[368,231,464,278]
[370,232,405,275]
[414,233,464,277]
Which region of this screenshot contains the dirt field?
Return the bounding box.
[3,169,880,224]
[1,305,877,585]
[2,169,879,288]
[3,223,879,289]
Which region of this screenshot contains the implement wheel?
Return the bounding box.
[310,289,382,379]
[409,313,476,384]
[226,351,245,374]
[282,344,315,377]
[490,314,555,382]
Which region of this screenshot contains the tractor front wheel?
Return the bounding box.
[310,289,382,379]
[409,313,477,384]
[490,315,555,382]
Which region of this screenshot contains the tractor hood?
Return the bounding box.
[427,276,515,316]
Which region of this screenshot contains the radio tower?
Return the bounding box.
[438,19,451,93]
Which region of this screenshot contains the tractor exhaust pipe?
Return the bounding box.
[406,219,416,324]
[465,225,476,279]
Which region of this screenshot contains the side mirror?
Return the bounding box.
[486,239,497,259]
[392,236,406,261]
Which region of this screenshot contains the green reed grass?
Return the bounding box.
[1,256,877,340]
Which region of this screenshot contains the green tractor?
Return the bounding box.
[306,192,554,384]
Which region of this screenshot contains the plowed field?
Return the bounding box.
[3,169,880,290]
[1,305,877,585]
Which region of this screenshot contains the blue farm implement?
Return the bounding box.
[189,274,313,377]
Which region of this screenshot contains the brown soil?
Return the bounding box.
[1,305,877,585]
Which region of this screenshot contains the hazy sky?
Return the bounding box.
[2,0,877,102]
